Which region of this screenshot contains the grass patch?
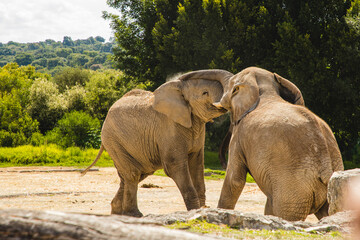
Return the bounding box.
[155,168,254,183]
[0,144,113,167]
[168,220,344,239]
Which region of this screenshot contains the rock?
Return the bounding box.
[327,168,360,215]
[144,208,343,232]
[1,208,354,239]
[0,209,217,240]
[319,211,355,233]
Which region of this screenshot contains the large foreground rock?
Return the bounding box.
[0,208,355,239]
[0,209,216,240]
[328,168,360,215]
[145,208,354,233]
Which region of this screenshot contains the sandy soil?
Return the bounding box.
[0,167,317,222]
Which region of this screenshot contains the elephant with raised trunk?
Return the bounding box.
[186,67,343,221]
[81,70,232,217]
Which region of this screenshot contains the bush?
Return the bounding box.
[64,85,87,112]
[85,69,150,121]
[46,111,101,148]
[28,78,67,133]
[0,91,40,147]
[53,67,90,92]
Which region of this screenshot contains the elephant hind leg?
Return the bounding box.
[272,190,312,221]
[314,200,329,220]
[121,179,143,217]
[111,179,125,215]
[264,197,274,216]
[111,173,143,217]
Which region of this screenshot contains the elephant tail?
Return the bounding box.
[81,144,105,176]
[219,128,232,170]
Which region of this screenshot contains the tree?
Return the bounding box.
[95,36,106,42]
[46,111,101,148]
[53,67,91,92]
[55,48,73,58]
[63,36,74,47]
[28,78,67,133]
[0,93,40,147]
[15,53,34,66]
[67,53,91,67]
[0,63,44,146]
[84,69,149,121]
[107,0,360,163]
[104,0,160,88]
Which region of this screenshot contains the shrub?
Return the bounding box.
[53,67,90,92]
[46,111,101,148]
[85,69,150,121]
[64,85,87,112]
[0,91,40,147]
[28,78,67,133]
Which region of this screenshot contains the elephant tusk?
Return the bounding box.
[213,102,223,108]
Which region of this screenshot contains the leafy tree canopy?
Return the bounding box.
[106,0,360,163]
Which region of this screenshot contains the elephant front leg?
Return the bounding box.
[217,160,247,209]
[163,156,200,211]
[188,150,206,207]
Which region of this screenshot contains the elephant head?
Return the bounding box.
[217,67,304,121]
[201,67,305,168]
[152,70,233,128]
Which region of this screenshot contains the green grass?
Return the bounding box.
[0,144,113,167]
[0,145,255,182]
[168,220,345,239]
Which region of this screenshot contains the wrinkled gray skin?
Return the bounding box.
[82,70,232,217]
[195,67,343,221]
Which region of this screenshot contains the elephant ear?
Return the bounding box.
[274,73,305,106]
[153,80,192,128]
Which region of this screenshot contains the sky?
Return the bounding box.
[0,0,117,43]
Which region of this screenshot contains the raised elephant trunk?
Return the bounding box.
[179,69,234,169]
[179,69,233,89]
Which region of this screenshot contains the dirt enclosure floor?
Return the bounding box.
[0,167,317,222]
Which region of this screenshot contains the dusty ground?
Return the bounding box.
[0,167,317,222]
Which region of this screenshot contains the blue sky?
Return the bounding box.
[0,0,117,43]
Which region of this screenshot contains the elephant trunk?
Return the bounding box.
[179,69,234,169]
[179,69,233,90]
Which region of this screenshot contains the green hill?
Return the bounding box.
[0,36,115,75]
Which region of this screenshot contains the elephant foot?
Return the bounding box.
[185,199,201,211]
[122,209,143,218]
[111,208,143,217]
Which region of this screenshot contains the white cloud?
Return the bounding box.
[0,0,117,43]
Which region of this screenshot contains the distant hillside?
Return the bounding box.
[0,36,115,75]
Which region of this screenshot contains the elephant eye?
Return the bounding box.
[202,91,209,96]
[232,86,239,95]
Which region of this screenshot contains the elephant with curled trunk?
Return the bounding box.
[81,70,231,217]
[189,67,344,221]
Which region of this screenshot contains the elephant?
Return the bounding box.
[184,67,344,221]
[81,70,232,217]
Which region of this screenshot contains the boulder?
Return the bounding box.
[0,209,216,240]
[0,208,355,239]
[144,208,347,232]
[327,168,360,215]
